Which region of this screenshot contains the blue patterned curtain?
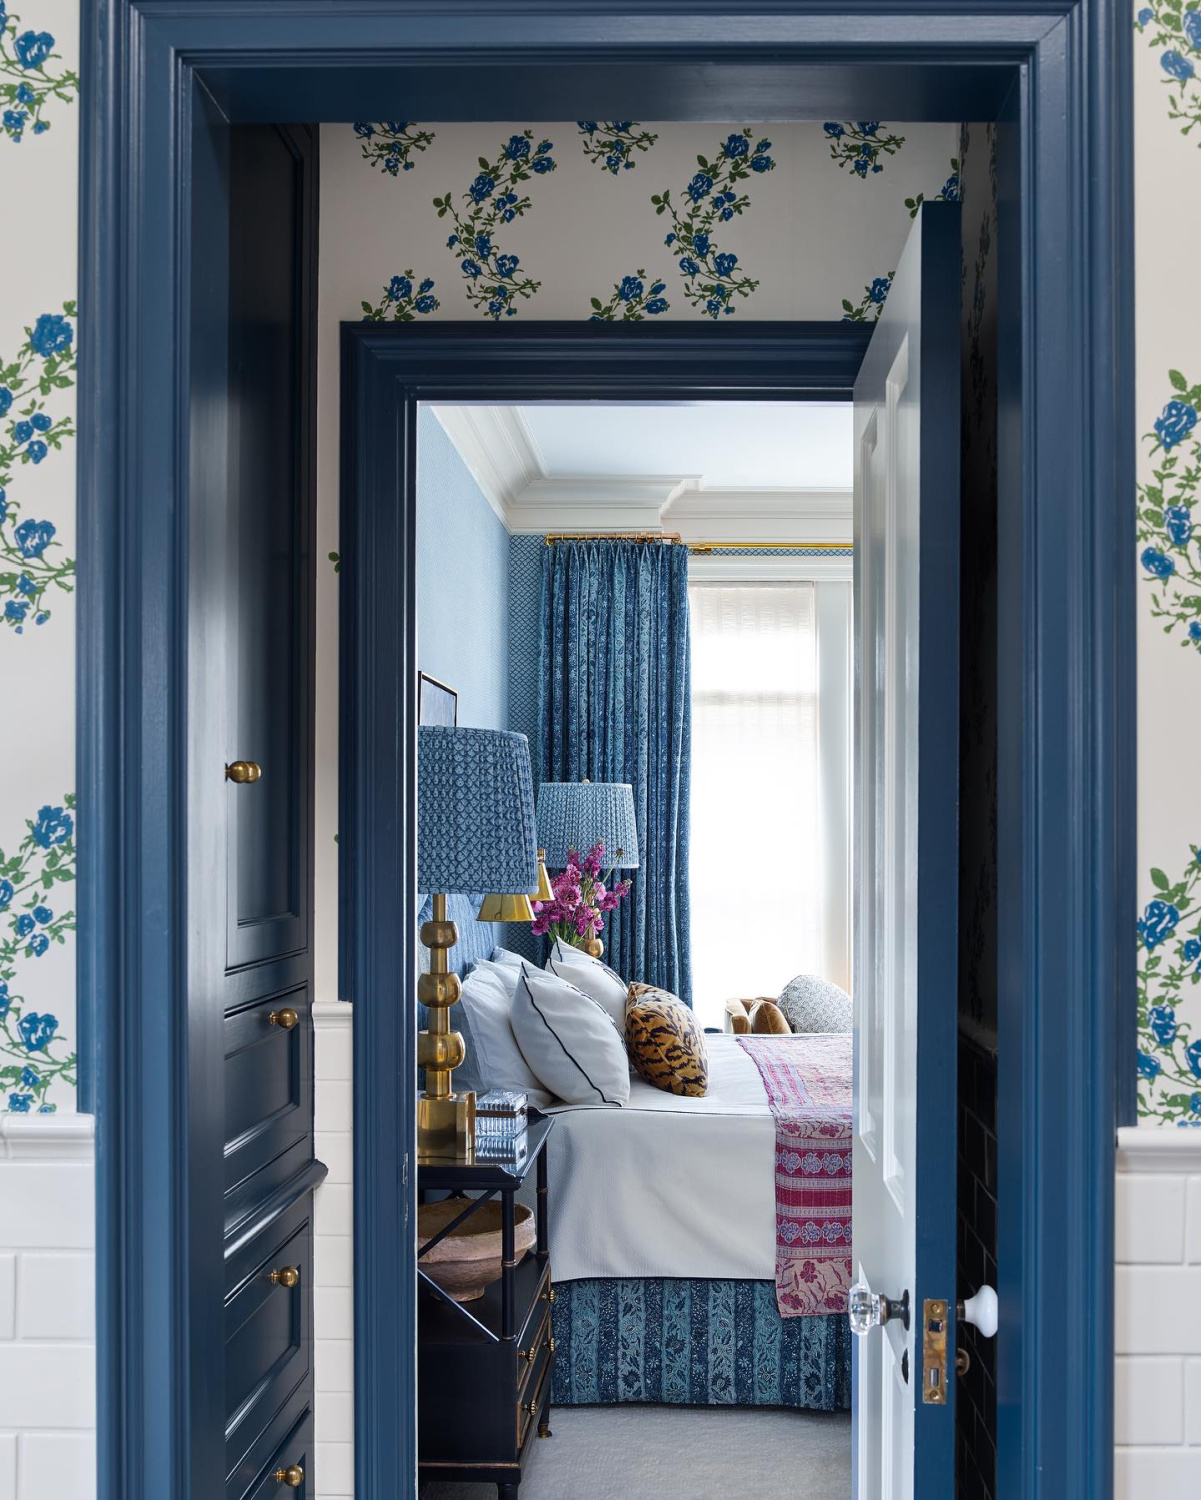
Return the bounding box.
[539,540,692,1002]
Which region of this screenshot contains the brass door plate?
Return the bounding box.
[922,1298,949,1405]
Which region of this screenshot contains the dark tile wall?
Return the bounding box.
[955,120,999,1500]
[957,1025,998,1499]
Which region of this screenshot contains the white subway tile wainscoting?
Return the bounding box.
[1115,1128,1201,1498]
[0,1115,96,1499]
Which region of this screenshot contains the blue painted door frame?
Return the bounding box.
[77,6,1133,1500]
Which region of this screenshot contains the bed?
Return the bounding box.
[542,1034,853,1412]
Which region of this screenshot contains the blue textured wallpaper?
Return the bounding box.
[417,407,510,730]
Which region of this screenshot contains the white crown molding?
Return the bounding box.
[689,553,853,582]
[432,403,854,543]
[665,486,852,521]
[507,475,683,535]
[429,404,543,527]
[0,1110,95,1160]
[1116,1124,1201,1173]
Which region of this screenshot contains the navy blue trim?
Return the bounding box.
[78,7,1131,1500]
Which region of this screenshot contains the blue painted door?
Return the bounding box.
[850,202,961,1500]
[187,108,321,1499]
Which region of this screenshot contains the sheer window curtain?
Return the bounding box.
[689,581,825,1029]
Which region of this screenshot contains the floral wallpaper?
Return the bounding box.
[1135,8,1201,1121]
[0,0,76,1112]
[0,8,1189,1121]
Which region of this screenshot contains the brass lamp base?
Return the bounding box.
[582,935,603,959]
[417,1092,476,1162]
[417,893,477,1162]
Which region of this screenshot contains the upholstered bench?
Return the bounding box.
[724,974,853,1036]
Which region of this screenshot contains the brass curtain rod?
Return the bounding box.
[688,540,854,554]
[543,531,683,545]
[542,532,855,552]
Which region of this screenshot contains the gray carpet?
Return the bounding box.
[419,1405,851,1500]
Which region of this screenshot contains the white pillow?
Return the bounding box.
[455,961,553,1108]
[490,946,526,969]
[545,941,628,1028]
[510,964,630,1107]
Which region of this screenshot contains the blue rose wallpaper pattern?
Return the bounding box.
[433,128,559,320]
[1137,849,1201,1123]
[0,301,76,633]
[1137,2,1201,139]
[0,795,77,1111]
[0,5,76,144]
[1137,373,1201,653]
[342,119,958,324]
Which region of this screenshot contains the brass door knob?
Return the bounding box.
[273,1465,304,1488]
[225,760,262,784]
[269,1007,299,1030]
[269,1265,299,1289]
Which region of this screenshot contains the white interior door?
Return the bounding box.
[851,202,961,1500]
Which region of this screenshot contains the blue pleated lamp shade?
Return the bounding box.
[417,727,539,896]
[535,781,640,870]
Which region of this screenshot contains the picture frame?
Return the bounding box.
[418,672,458,727]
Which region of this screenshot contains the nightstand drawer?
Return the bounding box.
[517,1303,552,1400]
[517,1342,553,1451]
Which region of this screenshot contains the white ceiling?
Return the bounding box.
[428,399,854,543]
[516,402,852,490]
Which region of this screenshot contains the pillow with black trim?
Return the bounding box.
[510,964,630,1107]
[625,983,708,1097]
[545,940,627,1027]
[454,960,554,1108]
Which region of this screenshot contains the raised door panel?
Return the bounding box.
[224,988,311,1198]
[225,1196,312,1488]
[225,123,315,974]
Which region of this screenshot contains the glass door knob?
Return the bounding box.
[848,1281,911,1335]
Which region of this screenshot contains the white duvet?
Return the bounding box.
[542,1034,776,1282]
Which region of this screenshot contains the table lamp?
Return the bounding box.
[534,779,640,958]
[418,726,539,1160]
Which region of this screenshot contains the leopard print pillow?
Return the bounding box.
[625,982,708,1097]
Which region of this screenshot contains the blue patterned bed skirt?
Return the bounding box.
[550,1278,852,1412]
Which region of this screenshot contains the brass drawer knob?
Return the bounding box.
[523,1399,538,1417]
[548,1336,556,1354]
[269,1265,299,1289]
[269,1007,299,1030]
[520,1345,537,1364]
[543,1286,556,1304]
[225,760,262,784]
[273,1465,304,1488]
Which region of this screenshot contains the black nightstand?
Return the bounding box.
[417,1113,556,1500]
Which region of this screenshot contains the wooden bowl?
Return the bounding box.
[418,1200,536,1303]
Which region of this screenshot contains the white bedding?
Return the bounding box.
[543,1034,776,1282]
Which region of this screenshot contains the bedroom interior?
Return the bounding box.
[410,397,859,1499]
[311,115,1001,1500]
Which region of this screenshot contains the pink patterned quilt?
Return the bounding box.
[737,1033,853,1318]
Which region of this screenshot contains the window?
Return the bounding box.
[689,578,851,1029]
